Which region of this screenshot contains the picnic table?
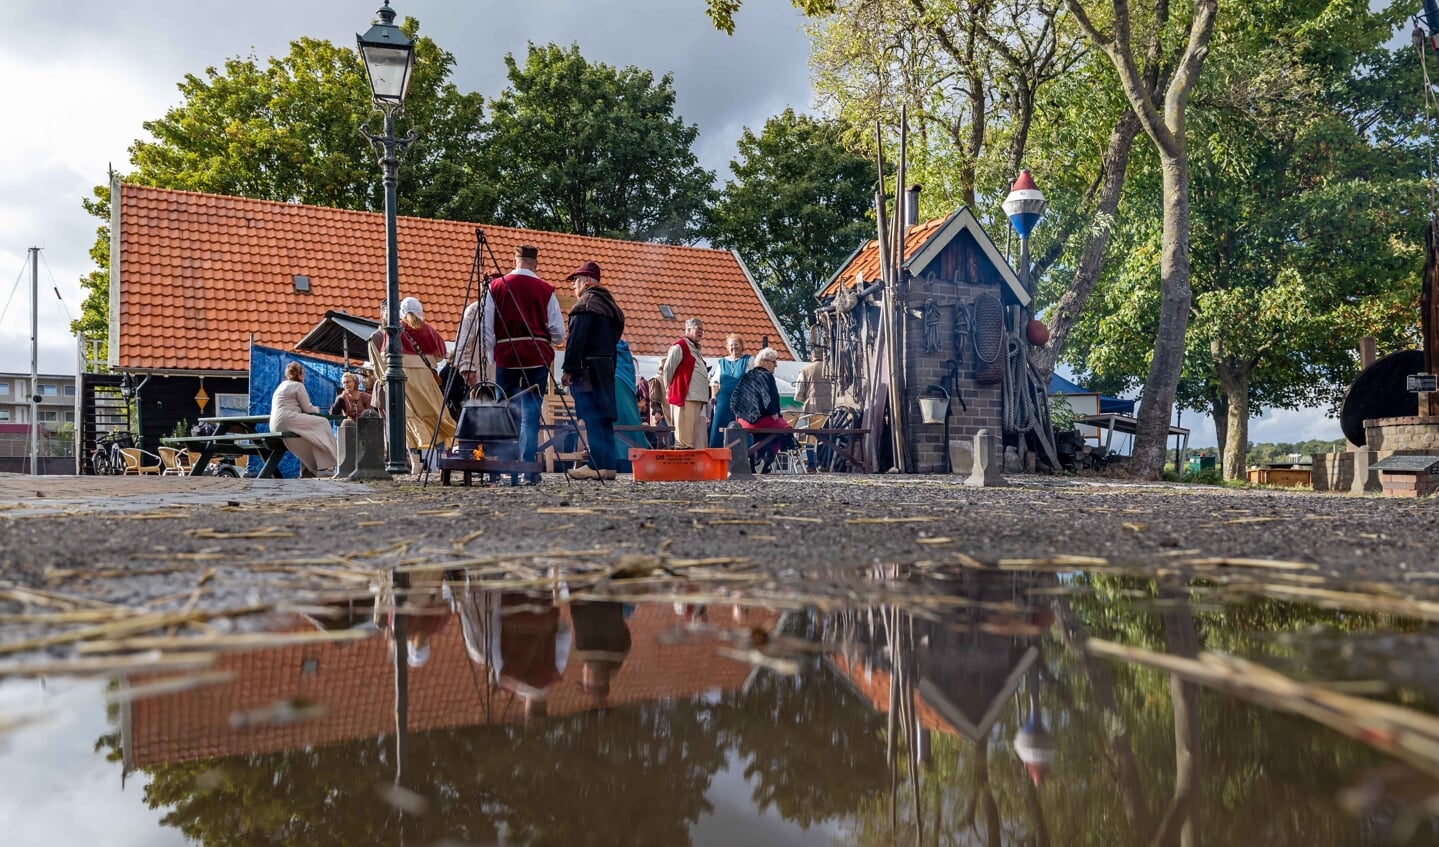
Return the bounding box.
[160,414,331,479]
[740,426,871,473]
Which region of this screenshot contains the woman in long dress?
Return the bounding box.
[708,334,751,447]
[379,296,456,473]
[270,361,338,476]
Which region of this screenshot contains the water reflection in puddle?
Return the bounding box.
[3,567,1439,845]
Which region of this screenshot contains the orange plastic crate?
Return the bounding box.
[628,448,730,481]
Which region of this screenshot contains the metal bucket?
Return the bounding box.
[918,386,950,425]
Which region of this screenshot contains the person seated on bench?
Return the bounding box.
[729,347,794,474]
[271,361,338,477]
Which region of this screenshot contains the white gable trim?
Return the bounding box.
[730,249,798,358]
[904,207,1030,307]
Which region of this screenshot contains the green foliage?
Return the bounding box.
[1049,392,1078,431]
[1245,438,1345,467]
[706,0,838,35]
[483,43,714,244]
[72,184,112,349]
[705,109,877,354]
[129,28,489,219]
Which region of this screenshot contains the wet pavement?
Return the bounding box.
[1,473,1438,844]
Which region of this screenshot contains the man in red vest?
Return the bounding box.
[663,318,710,449]
[456,244,564,485]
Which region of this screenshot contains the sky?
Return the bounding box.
[0,0,1349,449]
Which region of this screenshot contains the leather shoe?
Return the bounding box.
[598,469,617,480]
[567,467,600,481]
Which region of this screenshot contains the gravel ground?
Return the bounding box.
[0,473,1434,620]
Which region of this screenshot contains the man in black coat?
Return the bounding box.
[561,261,626,480]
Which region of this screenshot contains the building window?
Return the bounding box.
[0,410,9,422]
[38,384,57,397]
[0,382,9,396]
[38,410,59,423]
[64,384,76,397]
[216,393,249,417]
[658,304,676,320]
[64,411,76,423]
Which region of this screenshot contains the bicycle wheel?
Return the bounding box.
[90,451,109,475]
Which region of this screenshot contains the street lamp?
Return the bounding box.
[358,1,418,474]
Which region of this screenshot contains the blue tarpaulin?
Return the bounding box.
[1048,373,1135,415]
[247,343,344,478]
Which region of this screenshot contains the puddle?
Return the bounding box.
[3,567,1439,845]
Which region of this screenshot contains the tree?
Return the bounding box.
[1061,2,1428,479]
[807,0,1147,403]
[1062,0,1220,479]
[72,20,490,348]
[481,43,715,244]
[705,110,877,354]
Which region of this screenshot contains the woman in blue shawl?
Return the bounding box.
[708,334,751,448]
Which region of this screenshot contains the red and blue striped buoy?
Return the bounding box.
[1003,169,1047,239]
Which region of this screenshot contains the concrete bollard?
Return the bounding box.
[337,419,357,477]
[965,428,1006,487]
[948,440,973,475]
[726,422,753,479]
[349,409,392,481]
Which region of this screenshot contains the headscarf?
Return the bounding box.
[400,297,424,320]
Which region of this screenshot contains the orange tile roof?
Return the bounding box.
[127,605,781,766]
[818,216,948,298]
[116,185,793,373]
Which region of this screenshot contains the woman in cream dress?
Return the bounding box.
[270,361,338,476]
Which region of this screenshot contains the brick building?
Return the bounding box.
[818,207,1030,473]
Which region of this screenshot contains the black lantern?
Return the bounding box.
[356,1,415,109]
[119,373,134,403]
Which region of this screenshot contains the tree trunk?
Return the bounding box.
[1132,154,1194,478]
[1215,359,1250,481]
[1209,388,1228,466]
[1150,596,1203,847]
[1031,110,1142,381]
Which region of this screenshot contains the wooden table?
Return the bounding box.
[740,427,871,473]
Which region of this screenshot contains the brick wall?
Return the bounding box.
[899,273,1005,473]
[1365,416,1439,452]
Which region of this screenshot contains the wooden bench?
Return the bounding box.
[739,427,872,473]
[162,432,296,479]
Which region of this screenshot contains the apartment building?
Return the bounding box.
[0,372,78,427]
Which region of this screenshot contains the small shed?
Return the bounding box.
[817,207,1031,472]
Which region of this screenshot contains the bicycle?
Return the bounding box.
[89,431,136,475]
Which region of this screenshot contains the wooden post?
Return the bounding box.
[1359,336,1377,370]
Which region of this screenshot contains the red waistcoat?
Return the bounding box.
[667,338,698,405]
[491,273,556,369]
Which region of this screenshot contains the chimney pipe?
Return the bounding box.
[903,184,922,228]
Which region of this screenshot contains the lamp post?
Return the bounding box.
[357,0,418,474]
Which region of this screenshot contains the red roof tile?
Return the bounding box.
[117,185,793,372]
[819,217,948,298]
[127,605,780,766]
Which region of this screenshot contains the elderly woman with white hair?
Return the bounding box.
[729,347,795,473]
[378,296,456,474]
